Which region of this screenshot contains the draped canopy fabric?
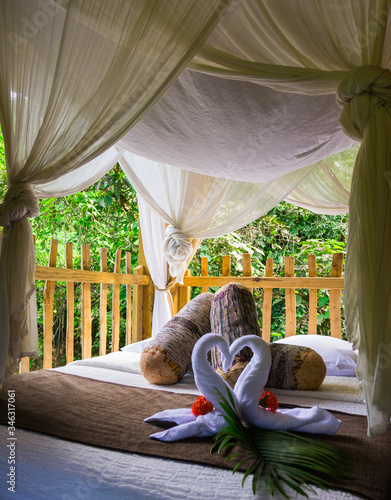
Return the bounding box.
[1,0,391,437]
[0,0,231,381]
[116,69,356,183]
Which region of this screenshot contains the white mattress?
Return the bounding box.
[0,350,365,500]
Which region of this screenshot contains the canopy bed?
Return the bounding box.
[1,0,391,498]
[1,336,389,500]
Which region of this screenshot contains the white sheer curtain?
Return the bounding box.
[137,197,172,337]
[189,0,391,92]
[119,151,344,334]
[117,0,391,435]
[0,0,231,383]
[187,0,391,436]
[338,67,391,437]
[285,155,354,214]
[120,152,319,277]
[1,0,390,437]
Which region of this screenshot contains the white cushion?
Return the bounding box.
[274,335,357,377]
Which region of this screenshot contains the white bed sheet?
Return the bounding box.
[0,351,365,500]
[57,350,366,414]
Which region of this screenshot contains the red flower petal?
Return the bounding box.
[259,389,279,413]
[192,395,214,417]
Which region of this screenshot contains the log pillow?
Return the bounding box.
[217,343,327,391]
[140,293,213,385]
[267,343,326,390]
[210,282,262,371]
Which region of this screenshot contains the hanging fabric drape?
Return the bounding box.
[119,151,351,334]
[0,0,232,383]
[138,198,202,336]
[285,156,353,214]
[117,69,355,183]
[137,198,172,337]
[189,0,391,93]
[188,0,391,437]
[115,0,391,436]
[2,0,391,437]
[119,152,320,279]
[337,66,391,436]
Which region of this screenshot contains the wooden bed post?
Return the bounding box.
[111,249,122,352]
[284,256,296,337]
[66,242,75,364]
[329,253,344,339]
[262,258,273,343]
[137,228,153,339]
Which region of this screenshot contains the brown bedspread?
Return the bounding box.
[1,370,390,500]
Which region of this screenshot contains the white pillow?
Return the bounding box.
[274,335,358,377]
[67,351,142,374]
[121,338,152,353]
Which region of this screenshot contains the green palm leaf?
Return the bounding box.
[211,388,350,498]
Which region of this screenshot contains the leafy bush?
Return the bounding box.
[190,203,348,339]
[32,167,139,369]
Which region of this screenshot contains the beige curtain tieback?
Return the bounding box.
[153,277,177,292]
[152,278,177,317]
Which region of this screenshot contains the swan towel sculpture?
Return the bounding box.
[145,334,342,441]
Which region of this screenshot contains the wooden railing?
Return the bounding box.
[172,253,344,343]
[20,243,344,373]
[20,239,151,373]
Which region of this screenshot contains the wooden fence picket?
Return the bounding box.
[111,249,121,352]
[66,242,74,364]
[262,258,274,343]
[308,254,318,335]
[222,255,231,278]
[81,244,92,359]
[132,265,144,343]
[126,252,132,345]
[179,269,191,312]
[43,239,58,369]
[284,256,296,337]
[201,256,209,293]
[243,253,253,294]
[99,247,108,356]
[19,357,30,374]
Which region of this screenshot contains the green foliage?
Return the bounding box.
[32,166,139,368]
[33,165,139,268]
[191,201,349,339]
[212,388,350,497]
[0,130,139,368]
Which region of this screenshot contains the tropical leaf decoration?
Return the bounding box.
[212,388,350,498]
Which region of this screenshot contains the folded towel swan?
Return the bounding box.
[145,334,342,441]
